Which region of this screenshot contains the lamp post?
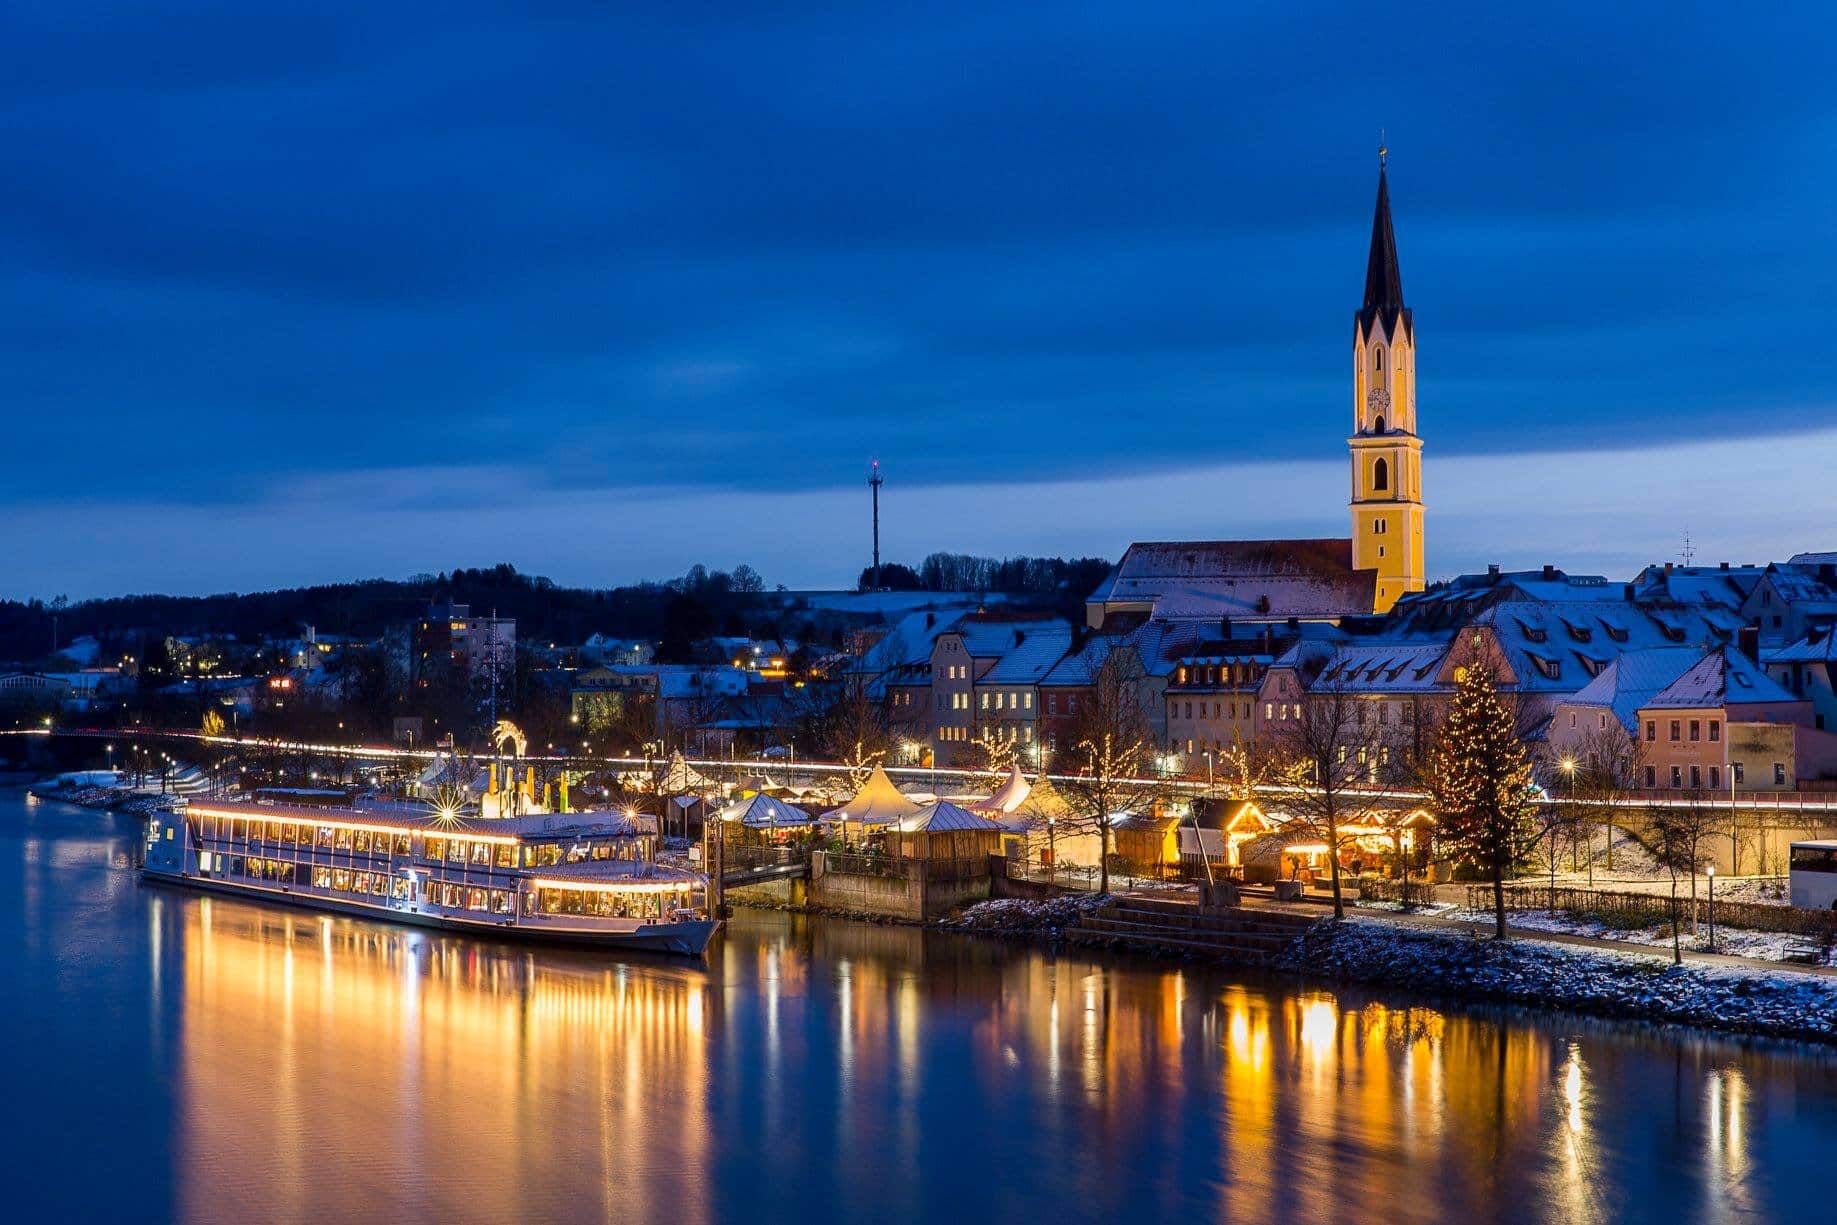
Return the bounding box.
[1707,864,1717,953]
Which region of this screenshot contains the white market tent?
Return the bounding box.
[824,765,922,827]
[660,751,716,794]
[720,792,818,831]
[964,765,1031,815]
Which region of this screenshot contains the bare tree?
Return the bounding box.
[1057,652,1167,895]
[815,678,891,770]
[1267,681,1390,920]
[1647,794,1718,964]
[969,722,1021,783]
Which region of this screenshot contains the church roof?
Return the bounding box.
[1088,538,1376,622]
[1358,166,1411,338]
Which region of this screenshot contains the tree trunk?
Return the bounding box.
[1326,807,1345,920]
[1097,823,1110,896]
[1491,868,1507,940]
[1669,878,1682,965]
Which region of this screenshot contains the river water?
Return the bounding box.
[4,788,1837,1224]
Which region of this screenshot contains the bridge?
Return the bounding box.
[716,845,812,890]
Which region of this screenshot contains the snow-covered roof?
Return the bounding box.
[825,765,922,825]
[1088,539,1375,622]
[1307,641,1451,693]
[1645,647,1798,709]
[1561,647,1704,731]
[720,792,817,830]
[964,765,1031,814]
[962,621,1075,683]
[1768,628,1837,664]
[895,801,1005,833]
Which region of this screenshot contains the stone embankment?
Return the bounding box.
[946,896,1837,1045]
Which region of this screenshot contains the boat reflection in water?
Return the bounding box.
[156,892,1837,1225]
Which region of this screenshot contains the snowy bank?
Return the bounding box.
[1281,918,1837,1045]
[940,895,1113,939]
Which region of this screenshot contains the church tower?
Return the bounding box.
[1349,151,1425,614]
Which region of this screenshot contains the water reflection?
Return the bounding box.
[8,793,1837,1225]
[147,897,1837,1224]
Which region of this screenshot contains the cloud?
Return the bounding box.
[3,2,1835,590]
[13,424,1836,601]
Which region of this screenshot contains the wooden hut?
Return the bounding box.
[889,801,1005,863]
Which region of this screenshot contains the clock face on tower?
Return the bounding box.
[1366,386,1391,422]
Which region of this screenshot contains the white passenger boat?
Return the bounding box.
[141,799,720,956]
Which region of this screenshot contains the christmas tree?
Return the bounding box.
[1428,663,1539,938]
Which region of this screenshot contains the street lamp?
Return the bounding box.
[1558,756,1585,884]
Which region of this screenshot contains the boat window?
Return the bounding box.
[494,844,516,868]
[334,828,354,851]
[316,827,335,848]
[447,839,468,863]
[471,842,492,866]
[425,837,446,861]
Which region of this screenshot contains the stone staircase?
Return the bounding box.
[1068,896,1321,965]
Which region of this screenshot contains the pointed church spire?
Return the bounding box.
[1362,163,1403,314]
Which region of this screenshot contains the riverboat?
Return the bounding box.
[140,799,720,956]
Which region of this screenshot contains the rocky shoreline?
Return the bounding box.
[940,896,1837,1046]
[1281,918,1837,1045]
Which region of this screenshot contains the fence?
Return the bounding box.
[1468,882,1837,942]
[820,852,992,881]
[1357,876,1438,907]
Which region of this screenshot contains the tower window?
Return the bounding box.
[1372,346,1384,372]
[1373,415,1385,433]
[1373,457,1389,491]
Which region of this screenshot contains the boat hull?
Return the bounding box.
[141,868,721,957]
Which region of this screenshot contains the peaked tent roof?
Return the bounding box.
[660,751,716,794]
[720,792,817,830]
[966,764,1031,814]
[1001,774,1072,829]
[896,801,1005,833]
[825,765,922,825]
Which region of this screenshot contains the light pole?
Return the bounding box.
[1559,757,1582,885]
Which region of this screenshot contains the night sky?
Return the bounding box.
[8,3,1837,598]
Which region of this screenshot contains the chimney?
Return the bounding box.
[1541,564,1556,581]
[1737,625,1760,664]
[1013,629,1026,647]
[1623,583,1635,601]
[1219,616,1232,638]
[1664,562,1674,575]
[1720,561,1730,571]
[1487,564,1501,581]
[1286,616,1300,632]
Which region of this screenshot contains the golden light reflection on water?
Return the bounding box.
[147,893,1809,1225]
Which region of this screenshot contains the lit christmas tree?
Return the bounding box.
[1428,663,1540,939]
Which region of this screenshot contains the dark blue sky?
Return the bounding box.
[9,3,1837,597]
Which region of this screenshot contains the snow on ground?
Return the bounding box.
[1282,918,1837,1044]
[1442,907,1835,966]
[942,894,1113,938]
